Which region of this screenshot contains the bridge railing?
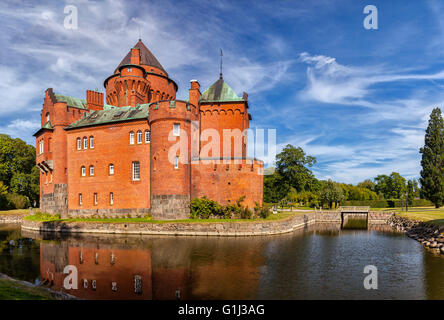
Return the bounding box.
[339,206,370,213]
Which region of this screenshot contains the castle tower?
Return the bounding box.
[104,40,178,106]
[149,100,199,219]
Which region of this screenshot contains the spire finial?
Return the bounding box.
[219,48,223,79]
[138,26,141,41]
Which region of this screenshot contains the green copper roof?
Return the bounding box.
[42,121,54,130]
[200,77,244,103]
[54,94,87,109]
[65,104,149,130]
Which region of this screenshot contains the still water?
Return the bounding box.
[1,223,444,300]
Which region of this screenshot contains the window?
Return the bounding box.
[173,123,180,136]
[174,156,179,169]
[46,112,50,122]
[137,130,142,144]
[128,67,132,72]
[129,132,135,145]
[39,140,44,154]
[83,137,88,149]
[109,164,114,175]
[89,136,94,149]
[81,166,86,177]
[77,138,81,150]
[79,194,83,206]
[110,192,114,205]
[94,193,98,205]
[132,161,140,181]
[90,165,94,176]
[145,130,150,143]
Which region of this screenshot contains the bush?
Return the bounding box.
[341,199,433,208]
[5,193,30,209]
[254,202,271,219]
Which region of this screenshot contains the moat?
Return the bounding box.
[2,222,444,299]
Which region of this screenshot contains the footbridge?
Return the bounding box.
[340,206,369,227]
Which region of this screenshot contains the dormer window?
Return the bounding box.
[128,68,132,72]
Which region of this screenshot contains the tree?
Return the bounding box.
[420,107,444,208]
[263,171,290,203]
[320,180,344,209]
[374,174,391,199]
[357,179,375,192]
[406,180,415,207]
[389,172,406,199]
[276,144,317,192]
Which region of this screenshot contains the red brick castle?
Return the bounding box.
[34,40,263,219]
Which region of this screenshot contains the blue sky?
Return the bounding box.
[0,0,443,184]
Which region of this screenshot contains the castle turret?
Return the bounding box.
[104,40,178,106]
[149,100,198,219]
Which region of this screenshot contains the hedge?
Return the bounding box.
[341,199,433,208]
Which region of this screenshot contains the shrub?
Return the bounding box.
[5,193,30,209]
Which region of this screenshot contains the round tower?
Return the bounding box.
[149,100,198,219]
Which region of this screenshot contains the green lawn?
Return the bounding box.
[0,209,29,216]
[0,278,55,300]
[24,210,307,224]
[394,206,444,226]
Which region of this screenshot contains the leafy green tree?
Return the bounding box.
[357,179,375,191]
[263,171,290,203]
[374,174,391,198]
[276,144,317,192]
[420,107,444,208]
[389,172,406,199]
[320,180,344,209]
[406,180,415,206]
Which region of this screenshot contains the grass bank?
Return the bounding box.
[0,277,55,300]
[23,211,307,224]
[393,207,444,226]
[0,209,29,216]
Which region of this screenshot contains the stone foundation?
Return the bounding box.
[150,194,190,220]
[67,208,150,218]
[40,184,68,217]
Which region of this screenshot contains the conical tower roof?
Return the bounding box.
[200,77,244,102]
[117,39,167,75]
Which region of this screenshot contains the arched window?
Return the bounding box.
[46,112,50,122]
[81,166,86,177]
[83,137,88,149]
[129,131,135,145]
[89,136,94,149]
[76,138,81,150]
[137,130,142,144]
[89,165,94,176]
[109,164,114,175]
[145,130,150,143]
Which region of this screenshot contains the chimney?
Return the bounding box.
[189,79,201,107]
[86,90,104,111]
[130,48,140,65]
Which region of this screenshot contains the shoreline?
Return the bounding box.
[21,211,394,236]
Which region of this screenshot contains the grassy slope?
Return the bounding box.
[0,278,55,300]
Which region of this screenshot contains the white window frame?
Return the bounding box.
[129,132,135,145]
[90,136,94,149]
[132,161,140,181]
[145,130,150,143]
[46,112,50,122]
[137,130,142,144]
[110,192,114,205]
[90,166,94,176]
[109,164,114,175]
[94,193,98,205]
[81,166,86,177]
[173,123,180,136]
[77,138,81,150]
[83,137,88,149]
[79,194,83,206]
[174,156,179,169]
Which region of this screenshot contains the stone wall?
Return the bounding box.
[368,211,395,225]
[21,210,394,237]
[150,194,190,220]
[40,183,68,217]
[22,213,316,236]
[0,214,25,223]
[67,208,150,218]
